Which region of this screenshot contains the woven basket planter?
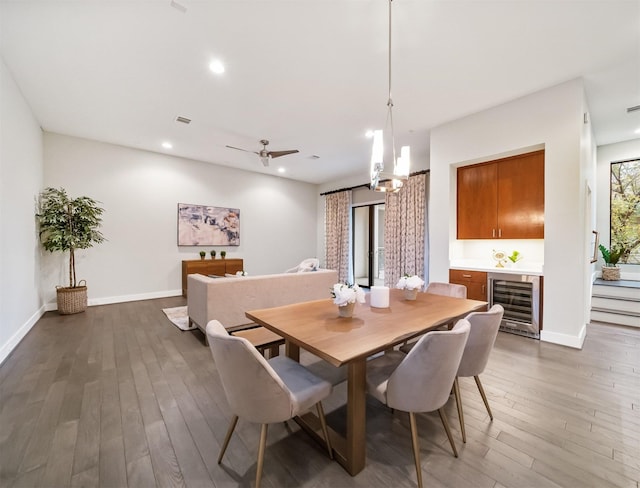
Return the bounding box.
[601,266,620,281]
[56,281,88,314]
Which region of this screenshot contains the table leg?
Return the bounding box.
[285,341,300,362]
[345,358,366,475]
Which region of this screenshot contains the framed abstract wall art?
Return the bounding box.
[177,203,240,246]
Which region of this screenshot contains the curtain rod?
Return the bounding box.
[319,169,429,196]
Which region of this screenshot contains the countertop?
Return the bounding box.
[450,259,544,276]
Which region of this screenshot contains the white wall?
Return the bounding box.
[0,57,44,364]
[597,138,640,280]
[430,79,595,348]
[42,133,319,308]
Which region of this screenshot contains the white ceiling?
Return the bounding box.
[1,0,639,185]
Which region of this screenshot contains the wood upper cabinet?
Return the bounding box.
[457,162,498,239]
[457,150,544,239]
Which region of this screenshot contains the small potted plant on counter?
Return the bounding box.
[598,244,622,280]
[220,250,226,259]
[210,250,216,259]
[199,251,206,260]
[507,250,523,267]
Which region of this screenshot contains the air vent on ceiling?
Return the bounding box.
[170,1,187,13]
[627,105,640,113]
[175,116,191,124]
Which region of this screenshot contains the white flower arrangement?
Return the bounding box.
[396,274,425,291]
[236,270,248,276]
[331,283,366,307]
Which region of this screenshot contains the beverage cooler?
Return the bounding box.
[488,272,542,339]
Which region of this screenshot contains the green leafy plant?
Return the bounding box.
[599,244,623,267]
[37,187,105,288]
[210,250,216,258]
[507,250,523,263]
[199,251,206,258]
[221,250,226,259]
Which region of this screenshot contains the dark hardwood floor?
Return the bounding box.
[1,297,639,487]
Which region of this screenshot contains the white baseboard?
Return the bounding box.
[540,324,587,349]
[43,289,183,311]
[0,305,46,366]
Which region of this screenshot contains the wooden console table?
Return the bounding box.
[181,258,243,297]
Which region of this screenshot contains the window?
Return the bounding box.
[610,159,640,264]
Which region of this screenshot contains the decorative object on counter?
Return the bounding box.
[36,187,106,315]
[396,274,425,300]
[331,283,365,317]
[199,251,206,260]
[210,250,216,259]
[507,250,523,267]
[491,249,508,268]
[370,285,390,308]
[598,244,621,281]
[236,270,248,276]
[221,250,226,259]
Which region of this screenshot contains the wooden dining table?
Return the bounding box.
[245,289,487,476]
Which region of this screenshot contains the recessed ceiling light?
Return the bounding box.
[209,60,225,74]
[278,167,286,173]
[365,130,375,138]
[634,127,640,134]
[162,141,173,149]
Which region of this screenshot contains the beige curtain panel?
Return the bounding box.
[384,173,427,287]
[325,190,351,283]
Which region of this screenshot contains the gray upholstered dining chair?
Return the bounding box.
[399,281,468,353]
[206,320,333,488]
[366,320,470,488]
[453,304,504,443]
[425,281,467,299]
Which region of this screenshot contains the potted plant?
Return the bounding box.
[220,250,226,259]
[330,283,365,317]
[199,251,206,260]
[210,250,216,259]
[507,250,523,267]
[36,187,105,314]
[396,274,425,300]
[598,244,622,280]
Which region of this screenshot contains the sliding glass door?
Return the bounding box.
[352,204,385,287]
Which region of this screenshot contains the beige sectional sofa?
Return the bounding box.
[187,269,338,333]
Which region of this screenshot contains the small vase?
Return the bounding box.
[602,266,620,281]
[338,302,355,318]
[403,288,418,301]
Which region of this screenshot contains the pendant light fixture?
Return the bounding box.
[370,0,411,192]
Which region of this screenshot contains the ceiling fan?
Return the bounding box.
[225,139,299,167]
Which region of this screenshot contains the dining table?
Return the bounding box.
[245,288,487,476]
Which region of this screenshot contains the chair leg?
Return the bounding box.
[255,423,269,488]
[316,402,333,460]
[218,415,238,464]
[474,375,493,420]
[437,408,458,458]
[408,412,423,488]
[453,377,466,443]
[268,344,280,358]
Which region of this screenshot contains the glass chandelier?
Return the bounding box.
[370,0,410,192]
